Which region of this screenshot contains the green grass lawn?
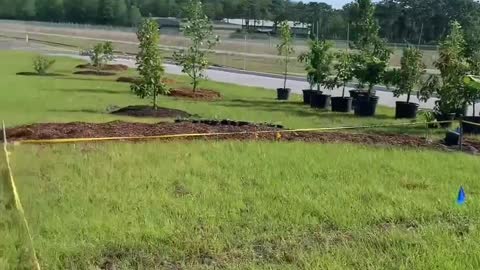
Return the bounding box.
[1,142,480,269]
[0,50,427,134]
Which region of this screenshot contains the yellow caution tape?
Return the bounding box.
[462,120,480,127]
[2,121,41,270]
[11,120,455,145]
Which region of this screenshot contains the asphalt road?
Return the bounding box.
[1,38,476,115]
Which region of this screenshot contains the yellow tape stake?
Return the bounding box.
[2,121,41,270]
[12,120,455,145]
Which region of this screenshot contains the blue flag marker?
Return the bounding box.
[457,187,466,205]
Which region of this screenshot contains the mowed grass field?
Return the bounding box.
[1,50,479,269]
[2,142,480,269]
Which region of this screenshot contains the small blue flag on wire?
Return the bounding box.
[457,187,466,205]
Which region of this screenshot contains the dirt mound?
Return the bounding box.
[5,121,474,154]
[169,88,222,101]
[76,64,128,71]
[111,105,191,118]
[74,70,116,76]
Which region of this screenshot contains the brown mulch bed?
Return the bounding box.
[76,64,128,71]
[169,88,222,101]
[74,71,116,76]
[110,105,191,118]
[5,121,477,155]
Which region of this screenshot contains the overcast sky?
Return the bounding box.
[305,0,352,9]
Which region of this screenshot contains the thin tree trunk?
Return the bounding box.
[283,52,288,89]
[153,90,157,110]
[406,91,411,104]
[342,82,346,98]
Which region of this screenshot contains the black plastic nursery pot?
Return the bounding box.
[331,97,353,113]
[462,116,480,134]
[445,130,460,146]
[435,113,456,128]
[395,101,419,119]
[310,92,330,109]
[308,91,323,108]
[354,96,379,117]
[349,90,369,107]
[302,89,313,104]
[277,88,291,100]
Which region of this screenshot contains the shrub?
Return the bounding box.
[33,56,55,75]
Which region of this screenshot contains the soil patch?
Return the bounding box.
[76,63,128,71]
[169,88,222,101]
[16,72,63,76]
[111,105,191,118]
[74,70,116,76]
[5,121,479,154]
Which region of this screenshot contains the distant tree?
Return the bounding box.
[18,0,36,19]
[114,0,128,25]
[98,0,115,24]
[128,5,143,26]
[131,19,168,109]
[173,0,219,92]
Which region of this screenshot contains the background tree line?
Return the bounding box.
[1,0,480,47]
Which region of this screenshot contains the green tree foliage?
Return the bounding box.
[420,21,471,114]
[328,51,355,97]
[351,0,391,96]
[86,41,114,72]
[277,21,294,89]
[128,5,143,26]
[298,39,334,91]
[33,55,56,75]
[131,19,168,109]
[173,0,219,92]
[385,47,426,103]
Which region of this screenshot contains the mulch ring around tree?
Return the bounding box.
[76,64,129,71]
[74,70,116,76]
[169,88,222,101]
[110,105,191,118]
[3,121,479,154]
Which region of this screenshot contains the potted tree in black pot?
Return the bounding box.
[385,46,426,119]
[352,48,390,116]
[462,75,480,133]
[327,51,355,112]
[299,39,334,109]
[350,0,391,117]
[276,21,294,101]
[419,21,470,128]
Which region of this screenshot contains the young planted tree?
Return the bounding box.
[385,46,426,118]
[173,0,219,92]
[33,55,56,75]
[420,21,470,120]
[298,39,334,108]
[327,51,356,112]
[276,20,295,100]
[131,19,168,109]
[87,41,114,73]
[350,0,391,116]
